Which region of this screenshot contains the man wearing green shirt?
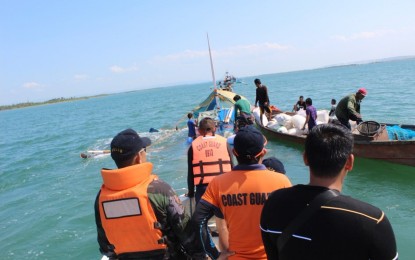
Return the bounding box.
[335,88,367,130]
[233,95,253,124]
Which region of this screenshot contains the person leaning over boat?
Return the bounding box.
[94,129,193,260]
[233,94,253,125]
[335,88,367,130]
[189,126,292,260]
[254,78,271,125]
[187,117,232,204]
[260,124,398,260]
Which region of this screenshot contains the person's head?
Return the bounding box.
[187,112,193,119]
[233,125,267,165]
[305,97,312,105]
[110,128,151,168]
[254,78,261,87]
[356,88,367,101]
[198,117,216,136]
[299,96,304,101]
[263,157,286,174]
[304,124,353,178]
[331,98,336,105]
[233,95,241,102]
[234,116,252,132]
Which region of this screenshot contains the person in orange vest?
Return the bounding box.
[190,125,292,260]
[94,129,194,259]
[187,117,232,204]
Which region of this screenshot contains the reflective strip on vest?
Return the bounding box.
[103,198,141,219]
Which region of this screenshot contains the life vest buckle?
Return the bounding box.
[157,236,167,244]
[154,222,162,229]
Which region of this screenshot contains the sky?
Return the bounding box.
[1,1,415,105]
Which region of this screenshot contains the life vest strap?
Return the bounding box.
[194,159,231,185]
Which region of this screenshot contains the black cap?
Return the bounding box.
[234,125,265,158]
[263,157,286,174]
[110,129,151,162]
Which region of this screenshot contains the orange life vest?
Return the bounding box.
[191,135,231,185]
[99,162,166,255]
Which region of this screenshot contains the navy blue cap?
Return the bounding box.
[234,125,265,158]
[110,129,151,162]
[263,157,286,174]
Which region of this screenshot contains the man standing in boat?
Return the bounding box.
[335,88,367,130]
[94,129,192,259]
[254,78,271,125]
[187,117,232,204]
[260,124,398,260]
[190,126,291,260]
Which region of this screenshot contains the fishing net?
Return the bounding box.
[357,121,381,136]
[386,125,415,140]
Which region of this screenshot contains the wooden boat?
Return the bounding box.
[254,110,415,167]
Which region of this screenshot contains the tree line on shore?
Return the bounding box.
[0,95,107,111]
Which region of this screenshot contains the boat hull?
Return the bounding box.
[256,120,415,167]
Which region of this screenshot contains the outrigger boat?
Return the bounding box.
[253,108,415,167]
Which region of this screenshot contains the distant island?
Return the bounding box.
[0,94,108,111]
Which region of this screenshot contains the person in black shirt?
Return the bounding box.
[292,95,306,112]
[260,124,398,260]
[254,78,271,125]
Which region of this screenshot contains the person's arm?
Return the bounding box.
[187,147,195,197]
[216,217,229,251]
[369,214,398,259]
[302,109,310,130]
[255,89,259,106]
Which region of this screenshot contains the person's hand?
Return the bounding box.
[217,250,235,260]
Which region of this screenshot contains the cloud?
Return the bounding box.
[332,29,396,41]
[22,82,42,90]
[110,64,139,73]
[74,74,88,80]
[151,42,291,63]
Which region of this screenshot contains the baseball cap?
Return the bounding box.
[357,88,367,96]
[110,128,151,162]
[234,125,266,158]
[263,157,286,174]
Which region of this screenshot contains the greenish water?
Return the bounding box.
[1,59,414,259]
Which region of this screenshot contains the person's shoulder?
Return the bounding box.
[148,177,176,196]
[330,195,385,221]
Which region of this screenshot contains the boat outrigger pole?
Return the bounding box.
[207,33,220,110]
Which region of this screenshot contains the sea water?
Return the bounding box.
[1,59,415,259]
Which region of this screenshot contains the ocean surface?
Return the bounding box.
[1,58,415,259]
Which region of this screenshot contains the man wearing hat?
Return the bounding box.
[263,156,286,174]
[335,88,367,130]
[94,129,193,259]
[190,125,291,260]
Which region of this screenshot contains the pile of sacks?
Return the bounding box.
[253,108,330,136]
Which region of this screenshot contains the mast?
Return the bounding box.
[207,33,220,109]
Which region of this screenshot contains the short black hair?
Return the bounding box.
[305,124,353,178]
[331,98,336,104]
[305,98,312,105]
[254,78,261,85]
[187,113,193,119]
[233,95,241,101]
